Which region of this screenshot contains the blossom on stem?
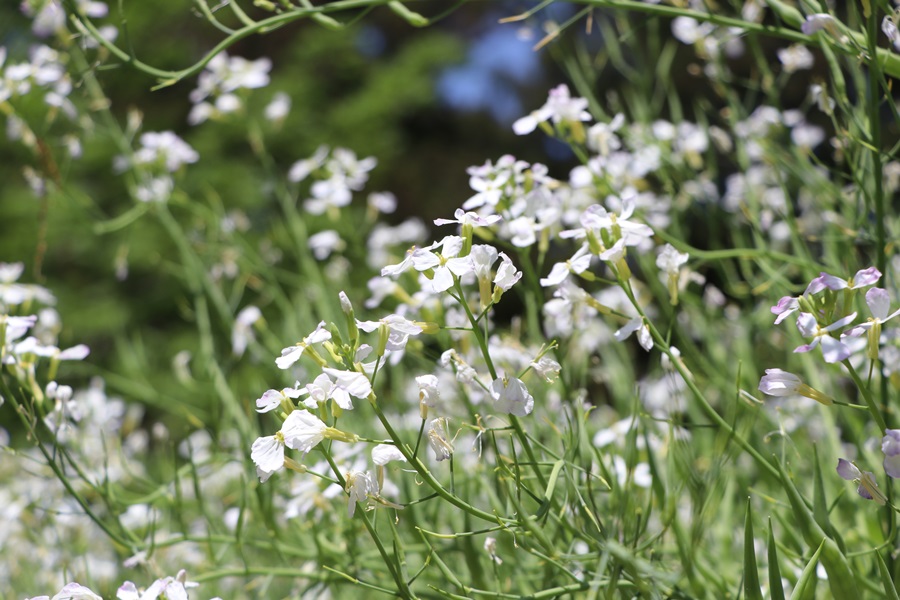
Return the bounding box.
[255,384,302,413]
[491,375,534,416]
[357,313,426,354]
[794,311,857,363]
[250,410,356,478]
[416,374,440,418]
[804,267,881,294]
[614,317,653,352]
[321,367,373,408]
[492,252,522,300]
[801,14,842,38]
[117,570,198,600]
[512,84,591,137]
[33,582,102,600]
[757,368,833,405]
[484,537,503,565]
[540,244,592,288]
[656,244,689,305]
[842,288,900,360]
[883,429,900,478]
[275,321,331,369]
[836,458,887,505]
[771,295,800,324]
[131,131,199,173]
[427,417,454,462]
[345,469,378,517]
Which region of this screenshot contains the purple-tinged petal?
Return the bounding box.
[820,335,851,363]
[793,342,816,354]
[882,429,900,457]
[796,312,818,336]
[818,272,848,291]
[804,276,827,295]
[851,267,881,289]
[822,311,857,333]
[885,454,900,479]
[837,458,861,480]
[758,369,802,396]
[866,288,891,320]
[857,483,874,500]
[772,296,799,324]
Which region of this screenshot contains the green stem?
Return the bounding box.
[618,281,779,479]
[322,451,413,598]
[844,360,887,432]
[0,377,138,552]
[369,399,505,524]
[451,280,548,489]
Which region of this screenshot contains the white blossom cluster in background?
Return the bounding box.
[0,263,248,597]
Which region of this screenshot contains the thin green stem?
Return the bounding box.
[844,360,887,432]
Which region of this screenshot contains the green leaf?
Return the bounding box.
[767,518,786,600]
[789,539,824,600]
[776,459,859,598]
[812,446,845,552]
[877,552,900,600]
[744,498,764,600]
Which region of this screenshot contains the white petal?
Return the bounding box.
[250,436,283,473]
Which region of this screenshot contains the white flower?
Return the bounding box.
[586,113,624,155]
[232,305,262,357]
[801,14,840,37]
[794,312,857,363]
[540,244,592,287]
[275,321,332,369]
[416,374,441,411]
[427,417,454,462]
[264,91,291,121]
[298,370,367,411]
[288,145,329,182]
[434,208,502,229]
[132,131,199,172]
[372,444,407,465]
[671,17,715,45]
[656,244,688,275]
[484,537,502,564]
[250,410,328,475]
[493,252,522,293]
[308,230,344,260]
[757,368,833,405]
[777,44,814,73]
[116,570,197,600]
[512,84,591,135]
[490,376,534,416]
[531,357,561,382]
[47,582,102,600]
[322,367,373,405]
[254,384,302,413]
[614,317,653,352]
[345,469,378,517]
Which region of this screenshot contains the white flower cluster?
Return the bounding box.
[188,52,273,125]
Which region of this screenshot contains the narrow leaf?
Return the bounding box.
[767,518,786,600]
[877,552,900,600]
[789,539,824,600]
[744,498,764,600]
